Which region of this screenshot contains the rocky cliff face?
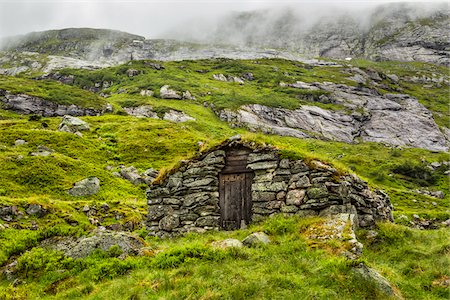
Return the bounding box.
[218,81,448,152]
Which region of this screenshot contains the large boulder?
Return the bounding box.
[242,232,270,247]
[58,115,90,133]
[41,231,144,258]
[68,177,100,196]
[352,263,395,297]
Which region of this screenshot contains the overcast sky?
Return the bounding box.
[0,0,447,39]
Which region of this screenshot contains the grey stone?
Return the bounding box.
[212,74,227,82]
[211,238,243,249]
[140,90,154,97]
[124,105,158,118]
[42,231,144,259]
[25,204,46,217]
[295,210,318,217]
[68,177,100,196]
[247,153,278,164]
[0,91,101,117]
[159,215,180,231]
[120,166,145,185]
[242,232,270,247]
[58,115,90,133]
[30,145,54,157]
[160,85,182,99]
[252,191,276,202]
[148,205,173,221]
[286,189,306,206]
[247,161,278,170]
[290,175,311,189]
[352,263,395,296]
[195,216,220,227]
[307,187,329,199]
[15,139,27,146]
[252,182,287,192]
[281,205,299,213]
[163,110,195,123]
[185,178,215,188]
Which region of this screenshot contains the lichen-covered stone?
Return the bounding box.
[248,161,278,170]
[252,182,287,192]
[195,216,220,227]
[307,187,329,199]
[242,232,270,247]
[281,205,299,213]
[68,177,100,196]
[159,215,180,231]
[286,189,306,206]
[252,191,276,202]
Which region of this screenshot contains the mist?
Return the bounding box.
[0,0,448,49]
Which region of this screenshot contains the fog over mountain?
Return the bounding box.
[0,1,447,41]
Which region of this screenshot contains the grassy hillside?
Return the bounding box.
[0,57,449,299]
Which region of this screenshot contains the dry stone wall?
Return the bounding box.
[146,143,393,238]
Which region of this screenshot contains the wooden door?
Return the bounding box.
[219,172,253,230]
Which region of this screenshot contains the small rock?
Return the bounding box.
[163,110,195,123]
[144,62,164,70]
[386,73,399,83]
[430,162,442,169]
[30,145,54,157]
[26,204,46,217]
[212,74,228,82]
[126,69,140,77]
[82,205,90,212]
[241,72,254,81]
[229,134,241,141]
[160,85,182,99]
[140,89,154,97]
[101,203,110,212]
[242,232,270,247]
[211,238,243,249]
[14,139,27,146]
[182,90,195,100]
[398,214,409,221]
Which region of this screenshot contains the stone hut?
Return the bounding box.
[146,139,393,237]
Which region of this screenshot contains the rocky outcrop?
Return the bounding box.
[0,90,103,116]
[41,230,144,259]
[115,166,158,186]
[213,74,245,84]
[219,82,448,152]
[124,105,195,122]
[146,140,393,238]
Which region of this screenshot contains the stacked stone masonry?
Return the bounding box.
[147,143,393,238]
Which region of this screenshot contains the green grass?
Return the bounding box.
[0,57,448,299]
[1,216,448,299]
[59,58,353,111]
